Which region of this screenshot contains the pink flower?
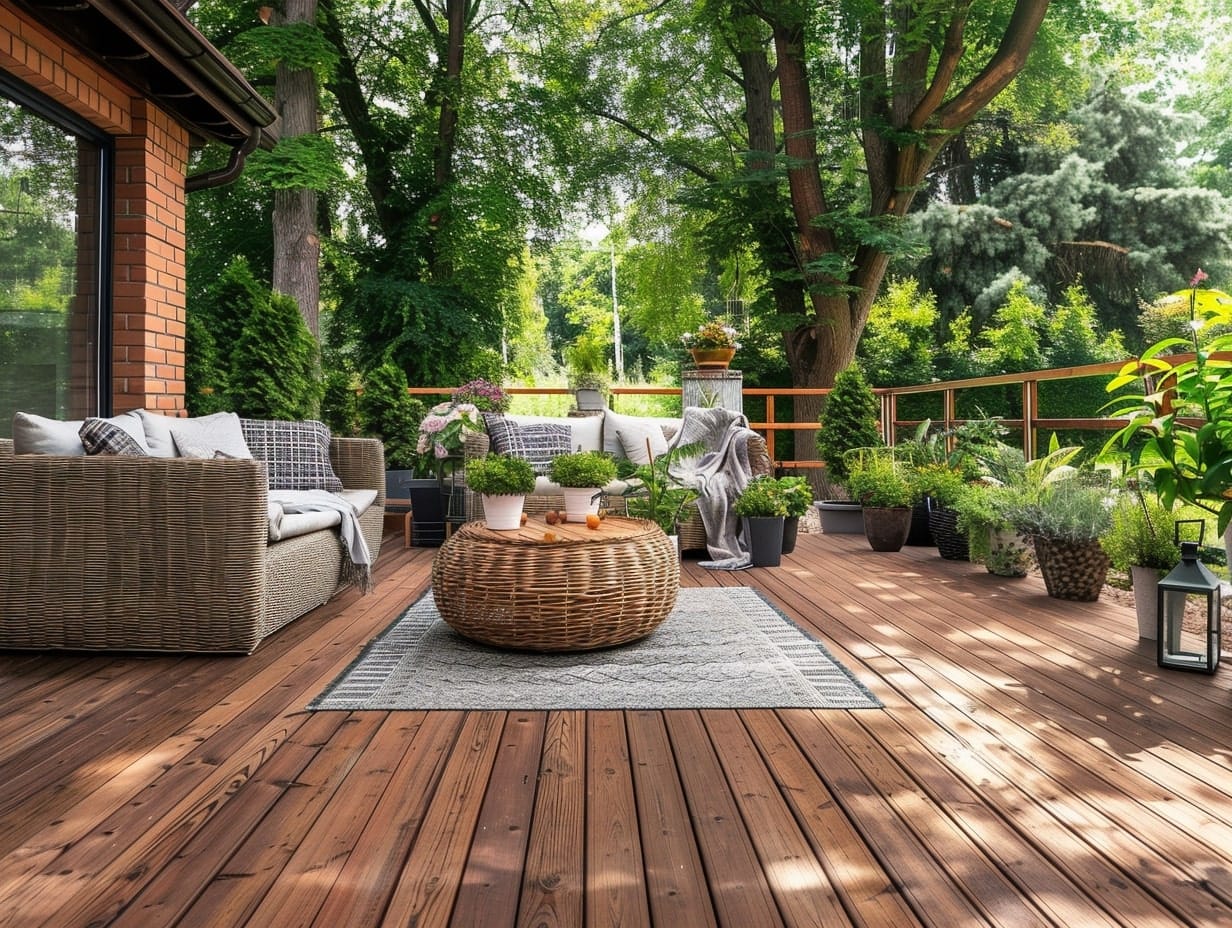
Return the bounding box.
[1191,268,1209,288]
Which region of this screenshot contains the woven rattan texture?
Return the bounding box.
[431,517,679,651]
[0,435,386,653]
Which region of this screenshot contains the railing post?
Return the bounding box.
[1022,379,1036,461]
[881,392,895,446]
[765,394,776,464]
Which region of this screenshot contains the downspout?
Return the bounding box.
[185,125,262,192]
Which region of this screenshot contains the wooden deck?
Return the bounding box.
[2,530,1231,927]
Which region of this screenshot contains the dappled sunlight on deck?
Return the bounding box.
[0,528,1230,926]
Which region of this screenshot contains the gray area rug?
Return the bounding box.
[309,586,881,711]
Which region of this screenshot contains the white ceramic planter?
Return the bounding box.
[561,486,601,523]
[1130,564,1162,640]
[481,493,525,531]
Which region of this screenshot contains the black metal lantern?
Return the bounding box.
[1156,541,1222,673]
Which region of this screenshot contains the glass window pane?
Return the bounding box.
[0,97,100,437]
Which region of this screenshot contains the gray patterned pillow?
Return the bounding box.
[483,414,571,475]
[79,418,147,456]
[241,419,343,492]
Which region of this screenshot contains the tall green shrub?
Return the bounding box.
[229,290,322,420]
[183,309,231,415]
[357,359,426,471]
[816,365,881,486]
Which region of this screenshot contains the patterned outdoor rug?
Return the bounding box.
[309,586,881,711]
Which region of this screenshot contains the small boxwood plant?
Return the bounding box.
[734,476,789,518]
[547,451,618,488]
[466,454,536,496]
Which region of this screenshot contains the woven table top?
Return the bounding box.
[457,515,660,546]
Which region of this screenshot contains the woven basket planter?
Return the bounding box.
[1032,535,1110,601]
[928,505,970,561]
[432,517,679,651]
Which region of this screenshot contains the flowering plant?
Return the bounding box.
[681,319,741,351]
[416,401,482,459]
[451,378,510,413]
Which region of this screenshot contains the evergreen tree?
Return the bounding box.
[815,365,881,485]
[229,290,322,421]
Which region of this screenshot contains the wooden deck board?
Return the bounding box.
[1,532,1231,926]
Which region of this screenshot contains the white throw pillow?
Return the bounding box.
[616,417,669,465]
[604,410,670,463]
[12,410,149,456]
[134,409,180,457]
[167,412,253,459]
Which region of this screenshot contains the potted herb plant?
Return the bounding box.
[547,451,618,522]
[1101,491,1182,638]
[814,364,881,534]
[845,452,919,552]
[777,474,813,554]
[734,475,788,567]
[913,462,971,559]
[465,454,536,530]
[952,482,1033,577]
[1004,473,1113,601]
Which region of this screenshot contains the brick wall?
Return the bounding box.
[0,0,191,415]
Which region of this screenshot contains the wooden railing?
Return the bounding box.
[411,359,1139,470]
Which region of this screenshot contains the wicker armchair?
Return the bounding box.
[0,436,385,653]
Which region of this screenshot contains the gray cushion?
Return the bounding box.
[483,414,572,475]
[241,418,343,492]
[167,412,253,460]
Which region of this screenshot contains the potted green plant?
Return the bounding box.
[1004,473,1113,601]
[621,441,703,544]
[952,482,1033,578]
[1102,491,1182,638]
[547,451,618,522]
[734,475,788,566]
[912,462,971,559]
[845,452,919,551]
[680,318,742,369]
[814,364,881,534]
[465,454,536,530]
[777,474,813,554]
[1104,270,1232,554]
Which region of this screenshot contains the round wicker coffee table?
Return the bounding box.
[431,516,680,651]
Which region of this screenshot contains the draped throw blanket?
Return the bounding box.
[667,407,760,570]
[268,489,375,593]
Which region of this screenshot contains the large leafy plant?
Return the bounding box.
[621,441,704,534]
[1104,271,1232,533]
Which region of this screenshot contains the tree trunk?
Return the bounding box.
[272,0,321,336]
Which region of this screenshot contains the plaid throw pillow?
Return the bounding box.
[79,418,147,456]
[483,415,571,475]
[241,419,344,492]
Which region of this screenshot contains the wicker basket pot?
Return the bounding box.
[928,504,970,561]
[1032,535,1110,601]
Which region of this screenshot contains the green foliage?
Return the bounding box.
[858,278,938,387]
[1103,287,1232,534]
[227,21,340,82]
[622,442,704,534]
[1102,492,1182,572]
[777,475,814,517]
[547,451,617,488]
[183,310,231,416]
[845,454,918,509]
[356,359,427,472]
[912,464,969,509]
[229,291,322,420]
[466,454,537,496]
[248,136,346,192]
[816,365,881,485]
[1003,474,1113,543]
[734,475,788,518]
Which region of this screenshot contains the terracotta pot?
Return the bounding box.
[689,347,737,369]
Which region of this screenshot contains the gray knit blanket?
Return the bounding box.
[667,407,759,570]
[268,489,375,593]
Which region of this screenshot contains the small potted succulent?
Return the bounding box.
[734,475,788,567]
[547,451,618,522]
[465,454,536,530]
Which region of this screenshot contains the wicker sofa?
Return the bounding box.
[0,435,385,654]
[461,409,771,551]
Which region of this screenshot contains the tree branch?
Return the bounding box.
[590,108,717,182]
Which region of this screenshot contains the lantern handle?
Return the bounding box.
[1174,518,1206,547]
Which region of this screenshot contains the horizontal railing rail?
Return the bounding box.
[410,357,1174,470]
